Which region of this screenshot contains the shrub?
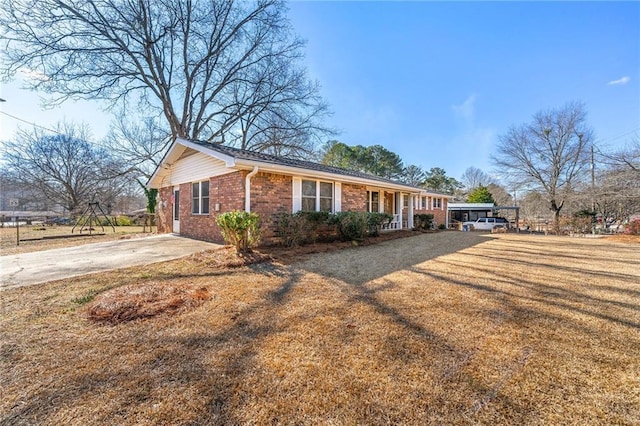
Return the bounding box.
[328,211,369,242]
[275,213,305,247]
[367,212,393,237]
[216,211,261,253]
[414,214,434,231]
[275,211,331,247]
[438,223,446,230]
[623,219,640,235]
[113,215,132,226]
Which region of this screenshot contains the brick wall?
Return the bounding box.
[342,183,367,211]
[414,198,448,227]
[250,172,292,243]
[155,172,246,243]
[155,170,448,244]
[156,171,292,245]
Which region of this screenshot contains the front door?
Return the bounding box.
[173,187,180,233]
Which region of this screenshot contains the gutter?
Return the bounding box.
[245,166,259,212]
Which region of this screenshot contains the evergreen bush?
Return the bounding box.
[216,211,261,253]
[413,214,434,231]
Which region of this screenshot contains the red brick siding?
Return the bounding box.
[414,198,448,227]
[155,169,444,244]
[156,172,245,243]
[342,183,367,211]
[250,172,292,243]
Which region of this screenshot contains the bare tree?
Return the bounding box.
[492,102,592,233]
[598,135,640,174]
[1,123,132,215]
[0,0,331,155]
[486,183,513,206]
[460,166,494,191]
[104,115,171,180]
[594,166,640,223]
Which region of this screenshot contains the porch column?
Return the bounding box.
[408,194,414,229]
[396,192,403,230]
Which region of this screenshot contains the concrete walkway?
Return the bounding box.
[0,234,220,290]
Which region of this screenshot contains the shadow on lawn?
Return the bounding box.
[294,231,489,286]
[2,267,305,425]
[5,232,638,424]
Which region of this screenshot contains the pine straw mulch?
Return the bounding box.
[1,232,639,425]
[85,246,272,325]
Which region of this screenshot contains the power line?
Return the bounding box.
[0,110,66,136]
[594,126,640,147]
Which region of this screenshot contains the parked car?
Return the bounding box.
[462,217,509,231]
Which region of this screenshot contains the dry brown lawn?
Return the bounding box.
[1,232,639,425]
[0,225,155,256]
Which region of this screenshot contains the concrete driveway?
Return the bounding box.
[0,234,220,290]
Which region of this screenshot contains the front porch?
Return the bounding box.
[365,189,412,231]
[366,189,448,231]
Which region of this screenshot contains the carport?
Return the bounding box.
[448,203,520,230]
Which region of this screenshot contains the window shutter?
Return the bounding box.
[292,177,302,212]
[334,182,342,212]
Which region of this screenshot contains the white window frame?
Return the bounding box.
[366,190,381,213]
[191,180,210,215]
[300,179,334,212]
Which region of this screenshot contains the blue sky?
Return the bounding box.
[1,1,638,180]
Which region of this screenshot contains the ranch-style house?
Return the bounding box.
[148,138,453,244]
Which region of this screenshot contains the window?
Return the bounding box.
[192,180,210,214]
[367,191,380,212]
[301,179,333,212]
[319,182,333,212]
[302,180,316,212]
[421,196,427,209]
[434,197,442,209]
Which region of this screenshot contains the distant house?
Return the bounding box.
[148,138,452,244]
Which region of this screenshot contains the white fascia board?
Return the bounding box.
[147,142,187,188]
[176,138,237,167]
[148,138,239,188]
[233,158,422,193]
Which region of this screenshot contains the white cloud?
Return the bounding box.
[19,68,50,82]
[452,94,476,121]
[607,76,630,86]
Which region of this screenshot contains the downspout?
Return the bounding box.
[245,166,259,212]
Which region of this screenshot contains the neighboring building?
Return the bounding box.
[148,138,452,244]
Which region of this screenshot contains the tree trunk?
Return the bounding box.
[550,199,564,235]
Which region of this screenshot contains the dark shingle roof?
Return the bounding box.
[190,139,425,191]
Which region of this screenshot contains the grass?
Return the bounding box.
[1,232,639,424]
[0,225,154,255]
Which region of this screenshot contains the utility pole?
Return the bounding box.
[591,144,596,213]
